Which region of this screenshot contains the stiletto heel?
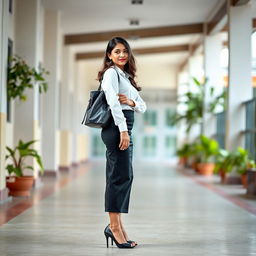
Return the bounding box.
[105,233,109,248]
[104,225,135,249]
[105,224,137,246]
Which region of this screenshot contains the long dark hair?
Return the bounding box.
[97,37,141,91]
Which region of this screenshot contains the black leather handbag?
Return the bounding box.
[81,68,120,128]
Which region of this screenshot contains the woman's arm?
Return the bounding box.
[101,68,128,132]
[118,93,146,113]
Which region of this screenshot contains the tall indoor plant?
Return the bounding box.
[170,77,205,133]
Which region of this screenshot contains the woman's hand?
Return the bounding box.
[118,94,135,107]
[119,131,130,150]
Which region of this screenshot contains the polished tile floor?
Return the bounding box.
[0,161,256,256]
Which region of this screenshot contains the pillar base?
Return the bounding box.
[224,175,242,185]
[0,188,11,204]
[71,162,79,167]
[33,176,44,189]
[43,170,59,177]
[59,166,70,171]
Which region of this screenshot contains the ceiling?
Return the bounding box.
[42,0,226,65]
[42,0,223,34]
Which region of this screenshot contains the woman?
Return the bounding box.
[98,37,146,249]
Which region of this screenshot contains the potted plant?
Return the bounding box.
[188,141,202,172]
[7,55,49,101]
[196,135,219,176]
[230,147,256,188]
[5,140,44,196]
[177,142,198,167]
[177,143,190,166]
[170,77,205,133]
[213,149,230,183]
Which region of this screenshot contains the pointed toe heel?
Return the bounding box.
[104,225,135,249]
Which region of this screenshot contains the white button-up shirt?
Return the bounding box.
[101,66,147,132]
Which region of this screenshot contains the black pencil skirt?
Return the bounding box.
[101,110,134,213]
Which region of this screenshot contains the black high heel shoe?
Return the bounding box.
[104,225,135,249]
[105,224,137,246]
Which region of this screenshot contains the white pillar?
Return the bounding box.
[42,9,61,174]
[14,0,43,182]
[59,46,73,168]
[203,33,223,138]
[226,2,253,150]
[0,0,9,202]
[176,70,189,147]
[187,54,204,141]
[71,62,80,165]
[77,61,90,162]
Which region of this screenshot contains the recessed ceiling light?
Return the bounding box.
[130,19,140,26]
[131,0,143,5]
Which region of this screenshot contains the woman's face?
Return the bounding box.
[108,43,129,69]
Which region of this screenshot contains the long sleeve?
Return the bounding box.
[133,94,147,113]
[101,68,128,132]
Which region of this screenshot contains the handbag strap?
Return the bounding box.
[98,67,120,91]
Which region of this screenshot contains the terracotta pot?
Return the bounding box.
[219,169,227,184]
[197,163,215,176]
[241,173,248,188]
[178,157,187,166]
[6,176,34,197]
[191,162,199,173]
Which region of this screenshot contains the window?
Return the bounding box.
[143,110,157,126]
[165,136,176,157]
[7,39,13,123]
[143,136,156,156]
[165,109,176,127]
[9,0,13,13]
[92,135,105,157]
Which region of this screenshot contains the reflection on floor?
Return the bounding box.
[0,161,256,256]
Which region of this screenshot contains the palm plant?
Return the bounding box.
[170,77,205,133]
[208,87,227,114]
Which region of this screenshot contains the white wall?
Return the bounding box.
[77,56,178,92]
[137,56,178,89]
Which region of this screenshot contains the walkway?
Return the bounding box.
[0,161,256,256]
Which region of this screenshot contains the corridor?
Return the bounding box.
[1,162,255,256]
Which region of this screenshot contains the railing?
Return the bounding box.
[243,98,256,161]
[215,111,226,149]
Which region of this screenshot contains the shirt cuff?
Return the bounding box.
[132,100,139,111]
[118,121,128,132]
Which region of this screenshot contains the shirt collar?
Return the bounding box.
[113,65,131,79]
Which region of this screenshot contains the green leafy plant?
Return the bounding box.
[197,135,219,163]
[208,87,227,114]
[7,55,49,101]
[170,77,205,133]
[177,139,203,166]
[5,140,44,177]
[226,147,256,175]
[213,149,230,174]
[176,143,192,158]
